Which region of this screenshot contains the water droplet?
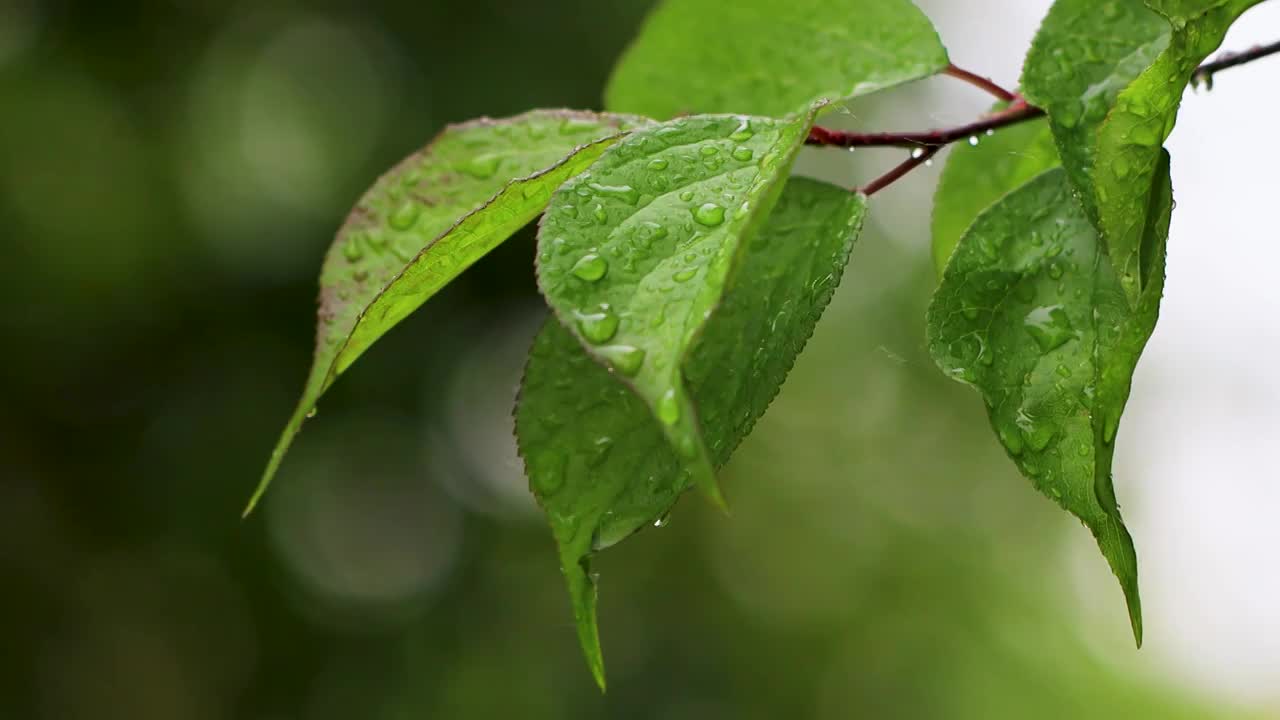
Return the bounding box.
[464,154,501,178]
[679,190,694,202]
[692,203,725,227]
[1055,364,1072,378]
[305,407,318,419]
[571,253,608,282]
[729,117,754,141]
[388,200,420,231]
[1129,123,1161,147]
[673,268,697,283]
[968,136,979,146]
[648,158,669,170]
[657,388,681,425]
[592,204,608,224]
[588,182,640,205]
[1113,155,1132,178]
[1056,100,1083,129]
[576,304,619,344]
[599,345,645,375]
[911,147,926,159]
[342,238,363,262]
[1047,261,1064,280]
[559,116,599,135]
[653,513,670,528]
[531,449,566,496]
[999,425,1025,455]
[732,146,754,161]
[700,145,719,157]
[1024,305,1076,352]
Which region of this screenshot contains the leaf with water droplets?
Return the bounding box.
[931,108,1059,276]
[517,177,867,688]
[927,159,1173,646]
[246,110,649,514]
[1021,0,1262,303]
[605,0,949,118]
[536,112,813,511]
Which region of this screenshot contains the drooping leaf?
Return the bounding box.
[927,159,1173,645]
[931,111,1058,277]
[605,0,949,119]
[247,110,649,514]
[535,112,816,509]
[1021,0,1260,303]
[517,177,867,688]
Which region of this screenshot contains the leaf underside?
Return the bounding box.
[605,0,950,119]
[928,159,1174,645]
[248,110,649,513]
[517,177,867,688]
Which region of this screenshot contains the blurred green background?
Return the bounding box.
[2,0,1276,718]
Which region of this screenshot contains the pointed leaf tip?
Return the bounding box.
[248,110,648,510]
[518,177,868,684]
[928,163,1170,645]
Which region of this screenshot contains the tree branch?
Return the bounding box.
[943,63,1016,102]
[1191,40,1280,90]
[809,40,1279,196]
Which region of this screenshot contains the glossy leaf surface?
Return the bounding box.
[518,178,867,688]
[1022,0,1260,302]
[249,110,647,513]
[928,160,1173,644]
[605,0,949,118]
[535,113,814,508]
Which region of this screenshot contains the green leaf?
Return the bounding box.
[535,113,814,511]
[927,159,1173,646]
[605,0,949,119]
[517,177,867,688]
[247,110,649,514]
[931,111,1058,277]
[1021,0,1260,303]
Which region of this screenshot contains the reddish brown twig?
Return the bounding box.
[809,42,1276,196]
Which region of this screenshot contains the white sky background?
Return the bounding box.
[915,0,1280,708]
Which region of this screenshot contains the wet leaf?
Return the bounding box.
[535,113,815,510]
[1021,0,1261,303]
[927,158,1173,645]
[247,110,649,514]
[605,0,949,119]
[518,177,867,688]
[931,110,1058,277]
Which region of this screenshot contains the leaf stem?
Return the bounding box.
[943,63,1017,102]
[809,40,1278,196]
